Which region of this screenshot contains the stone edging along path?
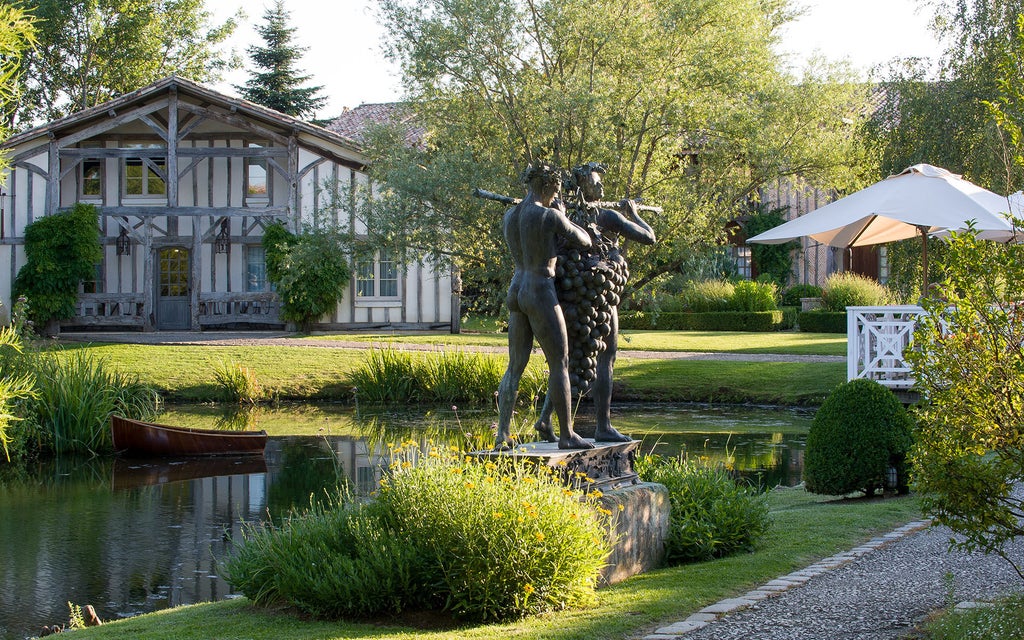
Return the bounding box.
[642,520,933,639]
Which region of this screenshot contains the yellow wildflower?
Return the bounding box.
[534,532,545,542]
[493,511,505,519]
[524,584,535,595]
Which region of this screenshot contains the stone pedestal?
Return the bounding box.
[471,439,669,584]
[598,481,669,585]
[470,439,640,491]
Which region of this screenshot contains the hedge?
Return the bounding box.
[797,311,847,333]
[619,311,784,332]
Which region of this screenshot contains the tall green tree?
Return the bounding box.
[867,1,1024,299]
[235,0,325,118]
[367,0,874,308]
[11,0,237,128]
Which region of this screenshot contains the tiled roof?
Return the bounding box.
[325,102,424,147]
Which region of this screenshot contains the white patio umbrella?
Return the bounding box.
[747,164,1018,285]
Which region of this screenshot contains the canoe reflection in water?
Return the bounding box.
[111,456,269,491]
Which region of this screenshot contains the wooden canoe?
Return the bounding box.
[111,415,267,457]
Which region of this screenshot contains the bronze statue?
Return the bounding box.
[534,162,656,443]
[494,163,595,450]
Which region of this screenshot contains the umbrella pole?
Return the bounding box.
[919,225,929,293]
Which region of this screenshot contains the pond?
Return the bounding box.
[0,403,810,639]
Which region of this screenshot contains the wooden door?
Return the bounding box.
[156,247,190,330]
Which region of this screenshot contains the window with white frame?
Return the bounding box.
[355,249,400,298]
[246,245,269,292]
[123,142,166,197]
[245,142,269,204]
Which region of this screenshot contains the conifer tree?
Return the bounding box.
[236,0,325,118]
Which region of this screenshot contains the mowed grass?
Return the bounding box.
[50,343,366,402]
[48,341,846,405]
[68,488,922,640]
[307,329,848,357]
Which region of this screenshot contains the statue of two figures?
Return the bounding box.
[494,162,657,450]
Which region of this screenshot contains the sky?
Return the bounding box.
[211,0,941,119]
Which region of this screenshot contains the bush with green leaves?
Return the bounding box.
[262,222,351,331]
[907,229,1024,577]
[636,454,769,563]
[781,283,823,307]
[618,310,783,331]
[803,378,913,497]
[12,203,103,329]
[731,279,778,312]
[820,272,891,311]
[796,310,847,333]
[224,443,612,621]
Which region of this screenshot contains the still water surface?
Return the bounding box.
[0,403,810,639]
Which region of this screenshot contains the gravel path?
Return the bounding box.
[644,510,1024,640]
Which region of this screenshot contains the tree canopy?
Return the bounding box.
[866,0,1024,299]
[11,0,237,128]
[234,0,325,119]
[365,0,874,308]
[0,4,36,175]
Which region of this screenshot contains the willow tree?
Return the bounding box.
[364,0,873,309]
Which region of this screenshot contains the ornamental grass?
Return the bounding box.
[348,347,546,406]
[29,349,159,455]
[222,441,613,622]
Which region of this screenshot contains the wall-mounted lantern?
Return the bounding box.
[215,219,231,254]
[115,227,131,256]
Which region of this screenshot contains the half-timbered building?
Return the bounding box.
[0,76,455,332]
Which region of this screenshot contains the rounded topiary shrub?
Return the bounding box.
[804,379,914,496]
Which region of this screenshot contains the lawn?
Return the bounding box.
[50,327,847,405]
[305,328,848,357]
[48,340,846,405]
[68,488,922,640]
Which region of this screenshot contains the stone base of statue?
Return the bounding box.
[471,439,669,584]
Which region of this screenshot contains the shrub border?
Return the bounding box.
[619,311,784,332]
[796,311,847,333]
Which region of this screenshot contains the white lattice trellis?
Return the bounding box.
[847,306,928,389]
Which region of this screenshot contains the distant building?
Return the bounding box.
[0,77,454,331]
